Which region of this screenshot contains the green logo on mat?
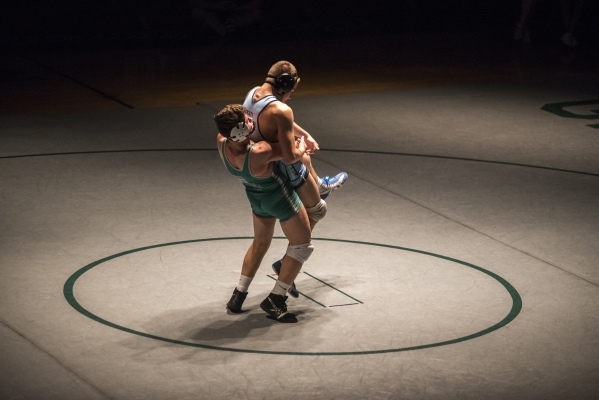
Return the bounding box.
[541,99,599,129]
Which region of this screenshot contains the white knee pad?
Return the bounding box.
[286,242,314,264]
[306,199,327,222]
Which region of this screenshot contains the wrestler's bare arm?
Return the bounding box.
[272,103,304,164]
[293,122,319,153]
[253,139,304,162]
[250,138,306,176]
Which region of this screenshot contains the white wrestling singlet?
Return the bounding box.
[243,87,278,143]
[242,87,309,189]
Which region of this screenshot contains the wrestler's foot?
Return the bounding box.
[260,294,297,323]
[319,172,348,200]
[272,258,299,298]
[226,288,249,314]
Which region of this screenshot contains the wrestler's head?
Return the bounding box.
[214,104,253,142]
[266,60,300,101]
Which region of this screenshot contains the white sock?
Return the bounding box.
[271,279,290,296]
[317,177,323,187]
[236,275,253,293]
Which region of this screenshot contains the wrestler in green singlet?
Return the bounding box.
[221,140,302,222]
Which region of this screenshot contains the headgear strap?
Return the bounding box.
[267,73,298,96]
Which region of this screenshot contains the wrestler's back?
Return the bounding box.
[243,87,279,143]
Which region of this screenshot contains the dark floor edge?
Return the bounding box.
[19,55,135,109]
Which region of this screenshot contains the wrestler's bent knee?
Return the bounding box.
[286,242,314,264]
[306,199,327,221]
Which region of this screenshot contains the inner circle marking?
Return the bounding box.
[63,237,522,356]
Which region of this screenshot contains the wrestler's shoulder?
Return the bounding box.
[266,100,293,115]
[251,140,273,152]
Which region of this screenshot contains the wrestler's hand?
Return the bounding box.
[304,134,319,154]
[295,136,307,154]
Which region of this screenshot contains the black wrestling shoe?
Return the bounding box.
[226,288,249,314]
[260,294,298,323]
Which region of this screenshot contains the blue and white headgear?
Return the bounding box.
[229,121,250,142]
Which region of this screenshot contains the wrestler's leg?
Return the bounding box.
[302,152,320,187]
[295,173,321,231]
[261,207,312,322]
[278,159,321,230]
[271,161,324,297]
[241,213,276,278]
[226,213,275,314]
[301,153,348,201]
[277,207,311,285]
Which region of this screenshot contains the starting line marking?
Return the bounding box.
[267,271,362,308]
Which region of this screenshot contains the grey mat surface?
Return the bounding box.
[1,76,599,399]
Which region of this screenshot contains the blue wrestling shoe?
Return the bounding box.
[319,172,348,200]
[272,258,299,298]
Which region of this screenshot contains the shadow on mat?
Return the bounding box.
[125,299,331,349]
[186,308,321,343]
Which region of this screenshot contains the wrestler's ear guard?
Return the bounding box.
[229,121,250,142]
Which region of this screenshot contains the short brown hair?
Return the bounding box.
[266,60,298,84]
[214,104,244,137]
